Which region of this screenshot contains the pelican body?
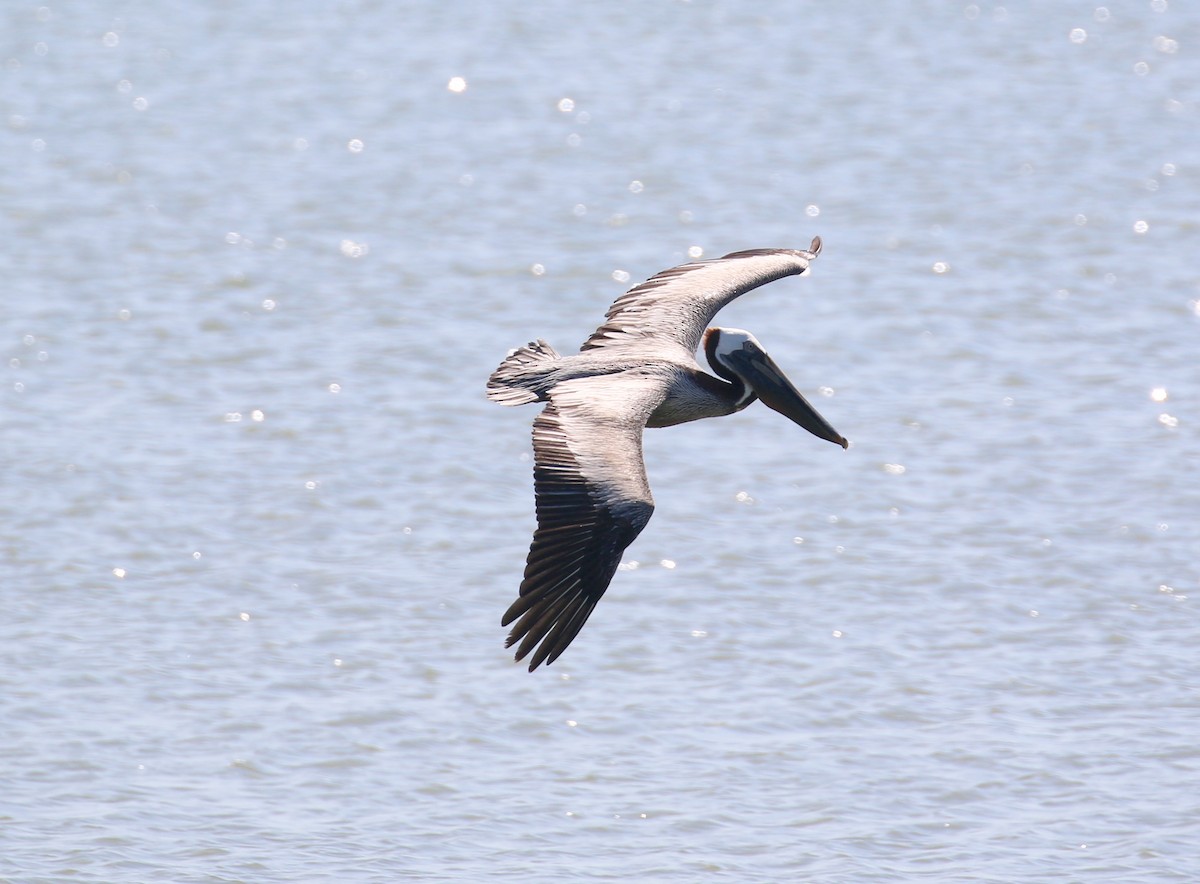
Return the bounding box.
[488,237,847,671]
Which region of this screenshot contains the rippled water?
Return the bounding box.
[4,2,1199,881]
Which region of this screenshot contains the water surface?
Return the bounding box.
[3,2,1198,881]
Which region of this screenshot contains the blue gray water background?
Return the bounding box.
[3,2,1198,881]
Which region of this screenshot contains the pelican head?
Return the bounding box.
[704,327,848,449]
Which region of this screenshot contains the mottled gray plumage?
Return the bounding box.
[488,238,845,671]
[581,244,823,356]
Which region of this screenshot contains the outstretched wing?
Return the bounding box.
[501,374,667,670]
[580,238,822,356]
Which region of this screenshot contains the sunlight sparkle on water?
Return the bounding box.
[687,246,703,258]
[1150,387,1168,402]
[447,77,467,93]
[1069,28,1087,44]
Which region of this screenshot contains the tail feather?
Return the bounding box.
[486,339,560,405]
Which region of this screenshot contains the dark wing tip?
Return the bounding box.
[503,506,650,671]
[719,241,822,262]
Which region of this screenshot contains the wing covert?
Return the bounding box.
[580,239,821,355]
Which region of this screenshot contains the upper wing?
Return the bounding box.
[580,239,822,356]
[501,374,667,671]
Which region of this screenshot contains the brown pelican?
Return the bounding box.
[487,237,847,671]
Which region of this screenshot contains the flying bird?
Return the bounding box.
[487,237,847,670]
